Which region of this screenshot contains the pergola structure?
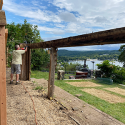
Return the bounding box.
[19,25,125,101]
[1,7,125,125]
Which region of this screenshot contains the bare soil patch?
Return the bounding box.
[104,87,125,96]
[6,69,77,125]
[66,81,102,87]
[81,88,125,103]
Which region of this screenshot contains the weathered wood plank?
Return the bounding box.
[28,49,31,80]
[20,53,26,80]
[20,48,30,81]
[0,26,7,125]
[25,27,125,49]
[48,48,57,99]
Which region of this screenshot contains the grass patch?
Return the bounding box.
[31,70,125,124]
[34,86,43,90]
[64,73,75,79]
[31,70,57,80]
[31,70,49,80]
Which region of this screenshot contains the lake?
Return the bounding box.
[68,60,123,70]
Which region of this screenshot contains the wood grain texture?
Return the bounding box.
[48,48,57,99]
[21,27,125,49]
[0,11,6,25]
[0,26,7,125]
[20,48,31,81]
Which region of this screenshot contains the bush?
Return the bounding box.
[56,62,82,72]
[96,60,115,78]
[31,49,50,70]
[112,66,125,84]
[97,60,125,84]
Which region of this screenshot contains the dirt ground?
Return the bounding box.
[66,81,102,87]
[81,88,125,103]
[6,68,125,125]
[104,87,125,96]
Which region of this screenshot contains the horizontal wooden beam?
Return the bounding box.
[24,27,125,49]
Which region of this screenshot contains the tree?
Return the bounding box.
[31,49,49,70]
[96,60,115,77]
[118,45,125,67]
[6,19,49,69]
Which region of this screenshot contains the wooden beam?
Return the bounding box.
[26,27,125,49]
[0,26,7,125]
[48,47,57,99]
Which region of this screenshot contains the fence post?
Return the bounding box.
[0,10,7,125]
[20,48,31,81]
[48,47,57,99]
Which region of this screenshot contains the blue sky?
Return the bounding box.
[2,0,125,51]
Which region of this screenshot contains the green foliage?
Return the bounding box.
[118,45,125,67]
[112,66,125,84]
[96,60,125,84]
[34,86,43,90]
[31,49,49,70]
[96,60,115,77]
[56,62,82,72]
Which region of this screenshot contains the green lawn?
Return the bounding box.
[31,70,125,124]
[31,70,50,80]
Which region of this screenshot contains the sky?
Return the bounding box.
[2,0,125,51]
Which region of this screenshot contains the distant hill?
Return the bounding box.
[57,50,120,57]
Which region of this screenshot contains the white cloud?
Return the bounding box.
[52,0,125,29]
[38,26,65,35]
[43,36,63,41]
[59,12,77,23]
[94,16,110,23]
[3,0,61,22]
[54,24,65,28]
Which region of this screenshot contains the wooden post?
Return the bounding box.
[0,10,7,125]
[5,29,8,66]
[48,47,57,99]
[28,48,31,80]
[20,48,31,81]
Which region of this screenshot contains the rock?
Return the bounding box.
[72,107,79,111]
[59,107,65,110]
[75,94,83,97]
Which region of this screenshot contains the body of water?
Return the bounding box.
[68,60,123,70]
